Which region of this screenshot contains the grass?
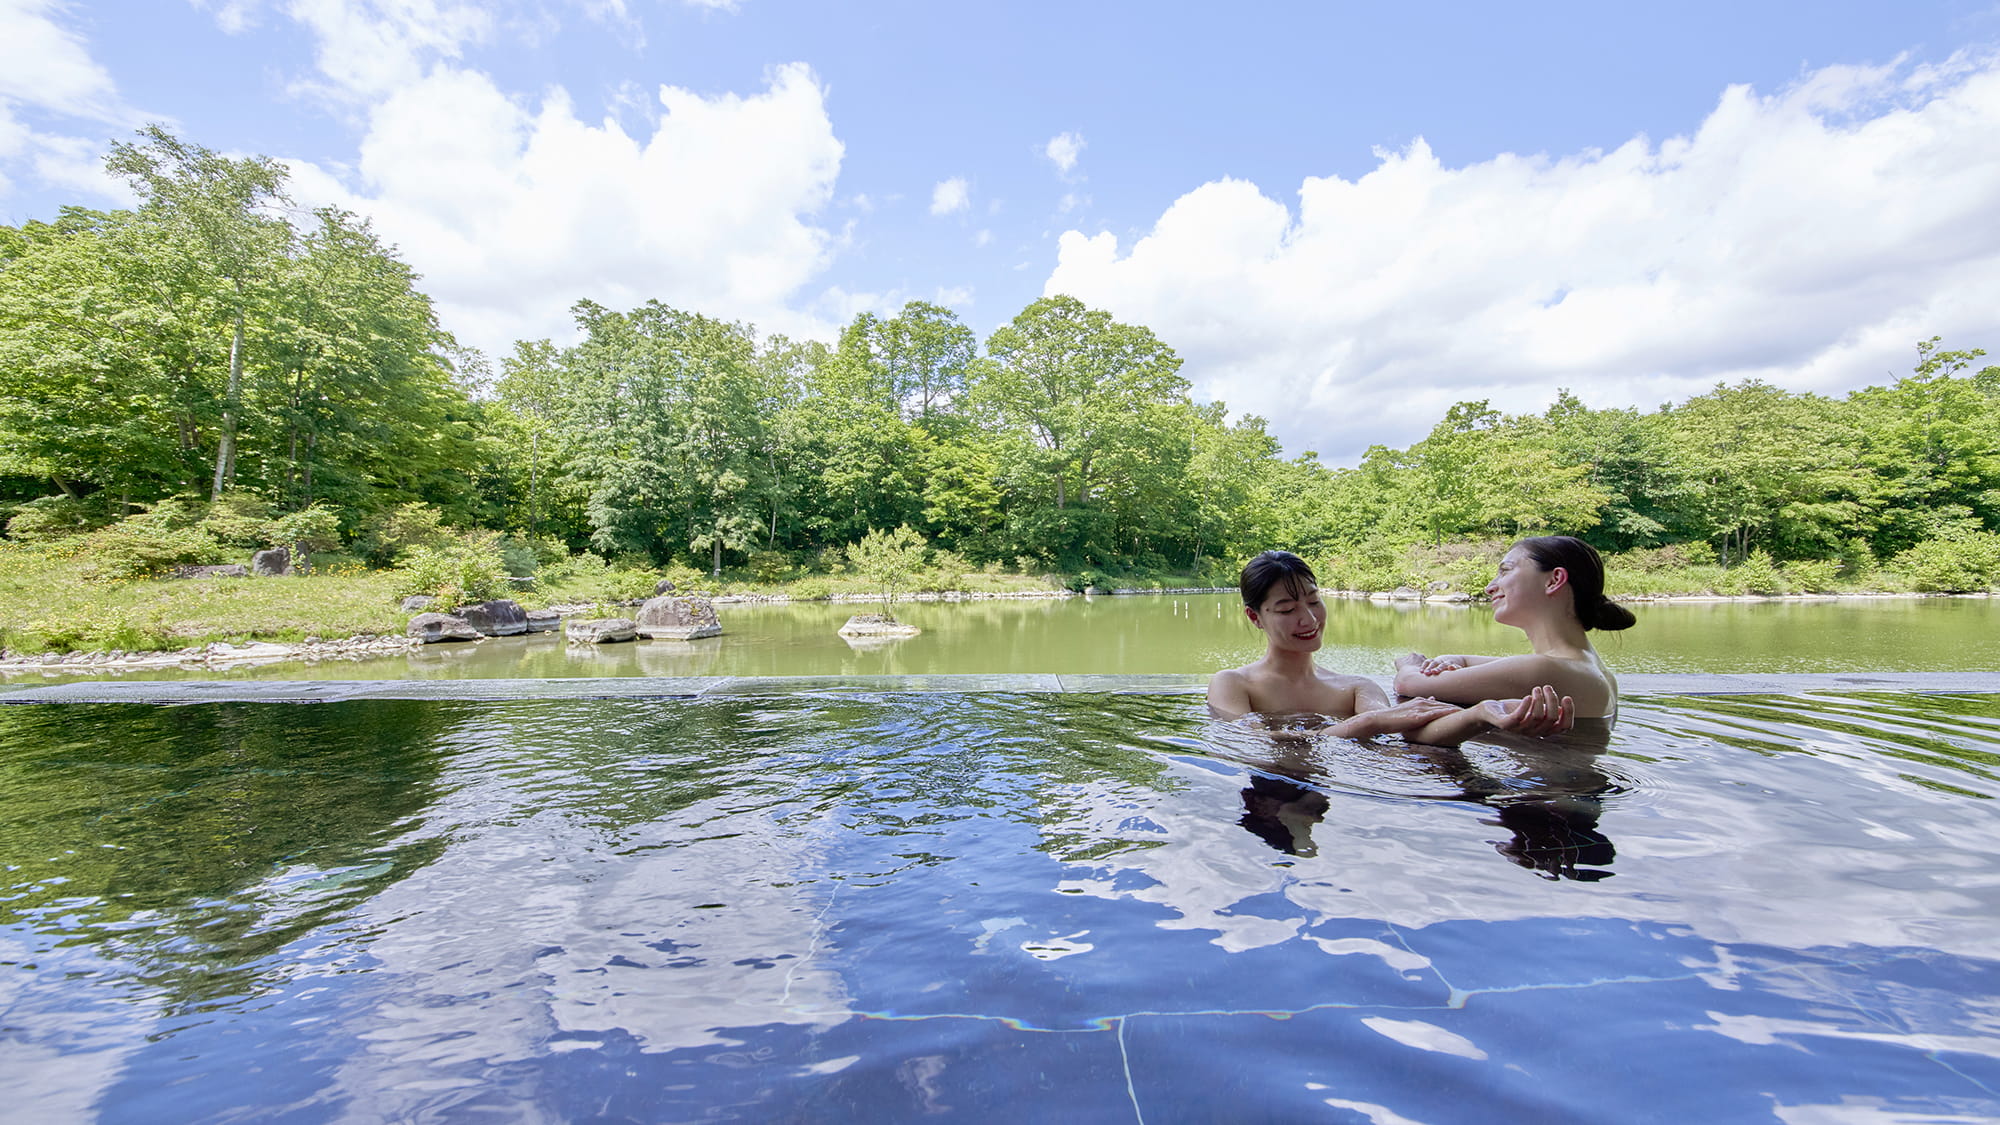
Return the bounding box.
[0,541,406,655]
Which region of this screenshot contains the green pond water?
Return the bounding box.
[8,593,2000,684]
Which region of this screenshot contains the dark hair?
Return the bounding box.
[1515,536,1636,631]
[1240,550,1317,610]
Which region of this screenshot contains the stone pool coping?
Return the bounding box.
[0,671,1994,704]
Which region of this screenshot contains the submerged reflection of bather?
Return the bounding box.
[1225,720,1621,881]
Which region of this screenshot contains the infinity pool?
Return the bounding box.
[3,690,1997,1121]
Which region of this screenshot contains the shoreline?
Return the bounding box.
[0,587,1989,680]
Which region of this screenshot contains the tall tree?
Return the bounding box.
[105,125,291,499]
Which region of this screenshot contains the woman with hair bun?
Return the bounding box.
[1395,536,1635,720]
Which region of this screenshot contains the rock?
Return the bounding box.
[654,578,677,595]
[171,564,250,579]
[525,608,562,633]
[838,613,921,638]
[455,599,528,637]
[251,546,292,576]
[566,617,638,644]
[400,594,438,613]
[407,612,482,643]
[1388,586,1424,601]
[1083,585,1106,596]
[635,595,722,640]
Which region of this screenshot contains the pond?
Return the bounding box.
[3,687,1998,1121]
[8,594,2000,685]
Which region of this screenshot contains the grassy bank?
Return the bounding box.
[3,536,1994,658]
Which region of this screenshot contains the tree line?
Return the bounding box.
[3,128,1998,584]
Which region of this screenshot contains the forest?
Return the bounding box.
[5,129,2000,605]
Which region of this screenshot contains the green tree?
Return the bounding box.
[847,524,929,609]
[105,125,292,499]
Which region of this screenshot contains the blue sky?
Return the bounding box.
[5,1,2000,463]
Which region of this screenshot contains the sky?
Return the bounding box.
[5,1,2000,464]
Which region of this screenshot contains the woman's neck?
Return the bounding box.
[1520,614,1592,658]
[1261,645,1320,678]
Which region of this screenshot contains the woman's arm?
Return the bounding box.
[1393,654,1566,706]
[1330,696,1464,739]
[1407,687,1575,746]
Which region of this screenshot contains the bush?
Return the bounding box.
[393,532,508,604]
[198,492,274,547]
[3,493,121,542]
[498,538,541,577]
[1782,559,1841,593]
[747,550,792,584]
[787,577,834,601]
[601,568,662,602]
[1714,550,1786,596]
[1889,532,2000,593]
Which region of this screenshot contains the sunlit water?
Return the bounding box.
[3,691,1997,1121]
[9,594,2000,684]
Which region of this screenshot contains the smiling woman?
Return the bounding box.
[1395,535,1634,719]
[1206,550,1570,741]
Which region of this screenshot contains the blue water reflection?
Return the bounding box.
[2,692,1997,1121]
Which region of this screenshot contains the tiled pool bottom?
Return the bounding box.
[2,687,1998,1122]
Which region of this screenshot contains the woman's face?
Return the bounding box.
[1249,580,1326,652]
[1486,546,1557,627]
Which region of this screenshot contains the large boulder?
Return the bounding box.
[172,564,250,579]
[251,546,292,576]
[400,594,438,613]
[635,595,722,640]
[525,608,562,633]
[566,617,638,644]
[455,599,528,637]
[407,612,482,643]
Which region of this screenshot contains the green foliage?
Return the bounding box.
[1713,550,1786,596]
[4,493,121,542]
[1783,559,1841,593]
[393,532,506,604]
[747,550,792,584]
[847,524,928,607]
[1888,532,2000,593]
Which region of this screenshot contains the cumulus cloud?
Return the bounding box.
[284,58,846,357]
[0,0,144,206]
[1044,130,1083,175]
[1044,52,2000,462]
[930,175,969,216]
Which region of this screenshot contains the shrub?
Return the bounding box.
[747,550,792,584]
[601,567,662,602]
[1782,559,1841,593]
[1714,550,1786,596]
[498,538,541,577]
[4,493,121,542]
[1889,532,2000,593]
[393,532,507,603]
[787,577,834,601]
[73,500,224,581]
[187,492,271,547]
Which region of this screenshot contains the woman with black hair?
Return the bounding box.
[1210,549,1571,742]
[1395,535,1635,720]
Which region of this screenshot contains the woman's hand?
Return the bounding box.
[1481,686,1575,737]
[1349,696,1464,737]
[1396,652,1468,677]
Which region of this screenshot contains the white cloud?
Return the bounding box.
[0,0,146,211]
[973,228,991,247]
[1044,52,2000,462]
[934,285,972,307]
[929,175,969,216]
[285,59,846,357]
[1044,130,1083,175]
[283,0,494,101]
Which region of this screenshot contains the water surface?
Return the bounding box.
[3,690,1997,1121]
[8,594,2000,684]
